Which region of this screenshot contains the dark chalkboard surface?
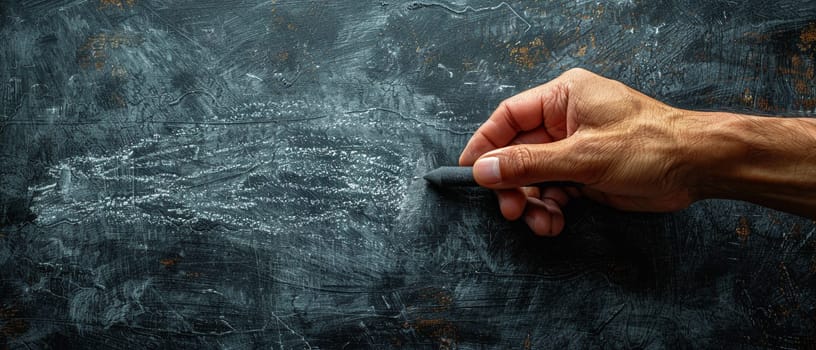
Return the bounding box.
[2,0,816,348]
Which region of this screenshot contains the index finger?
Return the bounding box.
[459,78,569,165]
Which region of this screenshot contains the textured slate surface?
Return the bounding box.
[2,0,816,348]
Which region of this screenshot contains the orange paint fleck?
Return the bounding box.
[799,22,816,51]
[756,96,772,111]
[523,333,532,350]
[741,87,753,106]
[417,288,454,312]
[77,33,143,70]
[736,216,750,242]
[781,54,816,108]
[412,318,458,346]
[509,37,549,69]
[575,45,588,57]
[160,256,180,267]
[795,79,810,94]
[595,4,605,17]
[791,54,803,68]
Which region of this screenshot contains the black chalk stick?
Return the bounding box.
[423,166,584,188]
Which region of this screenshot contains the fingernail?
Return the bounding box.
[474,157,501,184]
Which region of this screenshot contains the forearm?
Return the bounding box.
[686,111,816,218]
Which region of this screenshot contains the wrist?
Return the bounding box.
[683,111,750,200]
[684,111,816,209]
[675,111,745,201]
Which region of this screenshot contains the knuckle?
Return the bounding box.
[565,67,587,76]
[497,99,518,124]
[564,67,591,80]
[565,68,612,90]
[498,99,512,113]
[498,98,516,113]
[560,68,599,95]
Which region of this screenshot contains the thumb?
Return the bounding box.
[472,142,583,189]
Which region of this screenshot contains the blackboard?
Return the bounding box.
[2,0,816,348]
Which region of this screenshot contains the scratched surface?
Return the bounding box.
[2,0,816,348]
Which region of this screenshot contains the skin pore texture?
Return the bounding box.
[459,68,816,236]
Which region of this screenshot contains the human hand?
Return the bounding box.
[460,68,703,236]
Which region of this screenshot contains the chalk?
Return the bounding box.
[423,166,584,188]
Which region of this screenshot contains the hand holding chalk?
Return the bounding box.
[458,68,703,236]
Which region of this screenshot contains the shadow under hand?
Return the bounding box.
[498,198,676,293]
